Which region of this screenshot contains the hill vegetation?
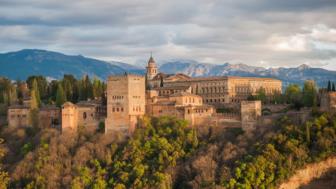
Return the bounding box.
[0,74,335,188]
[1,110,336,188]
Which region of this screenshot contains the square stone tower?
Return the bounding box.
[105,74,146,134]
[241,100,262,131]
[61,102,78,133]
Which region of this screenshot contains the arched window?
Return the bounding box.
[83,112,87,119]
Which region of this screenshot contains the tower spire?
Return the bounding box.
[146,52,158,81]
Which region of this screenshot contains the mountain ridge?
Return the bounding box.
[0,49,144,80]
[159,60,336,87]
[0,49,335,87]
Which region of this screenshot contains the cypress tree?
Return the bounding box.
[332,83,335,92]
[302,80,317,107]
[30,89,38,110]
[56,84,67,107]
[327,80,331,91]
[29,88,40,127]
[160,76,164,87]
[32,79,41,107]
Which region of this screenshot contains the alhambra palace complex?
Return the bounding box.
[10,55,323,135]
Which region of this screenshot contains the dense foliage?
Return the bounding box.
[173,111,336,189]
[0,74,106,110]
[0,116,199,189]
[0,75,334,189]
[223,113,336,189]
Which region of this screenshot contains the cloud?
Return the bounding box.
[0,0,335,69]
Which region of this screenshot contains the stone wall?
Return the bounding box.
[7,106,30,128]
[320,92,336,112]
[39,107,60,128]
[279,156,336,189]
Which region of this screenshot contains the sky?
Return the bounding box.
[1,0,336,69]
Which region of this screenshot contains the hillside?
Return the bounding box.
[0,49,144,80]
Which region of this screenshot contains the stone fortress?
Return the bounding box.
[98,55,280,134]
[8,55,285,134]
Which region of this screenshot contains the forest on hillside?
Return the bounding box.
[0,110,335,188]
[0,75,335,188]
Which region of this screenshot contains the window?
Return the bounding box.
[83,112,87,119]
[112,108,115,112]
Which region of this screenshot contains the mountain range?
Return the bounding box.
[159,61,336,87]
[0,49,335,87]
[0,49,144,80]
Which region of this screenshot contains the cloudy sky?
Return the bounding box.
[1,0,336,69]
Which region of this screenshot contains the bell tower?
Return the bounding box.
[146,53,158,80]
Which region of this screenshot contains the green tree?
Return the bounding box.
[62,74,79,102]
[0,138,9,189]
[31,79,41,107]
[56,84,67,107]
[160,76,164,87]
[285,84,303,109]
[333,82,336,92]
[255,87,267,103]
[78,75,93,101]
[285,84,301,103]
[92,77,105,99]
[0,77,17,106]
[27,76,48,100]
[47,80,59,103]
[302,80,317,107]
[30,89,39,110]
[327,80,331,91]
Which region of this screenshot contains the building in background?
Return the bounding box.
[8,104,61,128]
[7,105,30,128]
[146,90,214,126]
[146,56,282,107]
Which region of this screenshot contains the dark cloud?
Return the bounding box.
[0,0,335,69]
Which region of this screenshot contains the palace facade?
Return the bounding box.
[146,57,282,106]
[101,55,278,134]
[7,55,282,135]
